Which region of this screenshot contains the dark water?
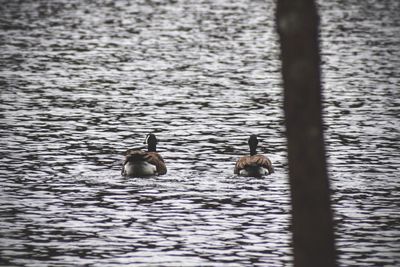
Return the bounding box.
[0,0,399,266]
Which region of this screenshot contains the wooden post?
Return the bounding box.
[276,1,337,266]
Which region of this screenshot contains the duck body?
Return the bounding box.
[124,161,156,177]
[122,134,167,177]
[234,154,273,177]
[234,135,274,177]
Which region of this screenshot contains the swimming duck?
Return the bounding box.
[234,135,274,177]
[122,133,167,177]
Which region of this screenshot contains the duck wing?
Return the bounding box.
[146,152,167,175]
[234,155,274,174]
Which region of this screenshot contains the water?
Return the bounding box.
[0,0,399,266]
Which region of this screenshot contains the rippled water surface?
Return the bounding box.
[1,0,399,266]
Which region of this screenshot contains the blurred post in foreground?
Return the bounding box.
[276,1,337,267]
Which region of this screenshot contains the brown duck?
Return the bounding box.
[122,133,167,177]
[234,135,274,177]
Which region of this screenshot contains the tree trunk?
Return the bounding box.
[276,1,337,266]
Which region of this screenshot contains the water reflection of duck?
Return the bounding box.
[122,133,167,177]
[234,135,274,177]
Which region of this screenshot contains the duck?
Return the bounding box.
[122,133,167,177]
[234,135,274,177]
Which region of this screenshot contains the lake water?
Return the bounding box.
[0,0,399,266]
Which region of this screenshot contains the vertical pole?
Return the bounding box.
[276,1,337,266]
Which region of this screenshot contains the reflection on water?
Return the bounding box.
[0,0,399,266]
[320,1,400,265]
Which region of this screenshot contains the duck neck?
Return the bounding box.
[148,143,156,152]
[249,143,257,156]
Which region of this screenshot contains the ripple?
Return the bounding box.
[1,0,400,266]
